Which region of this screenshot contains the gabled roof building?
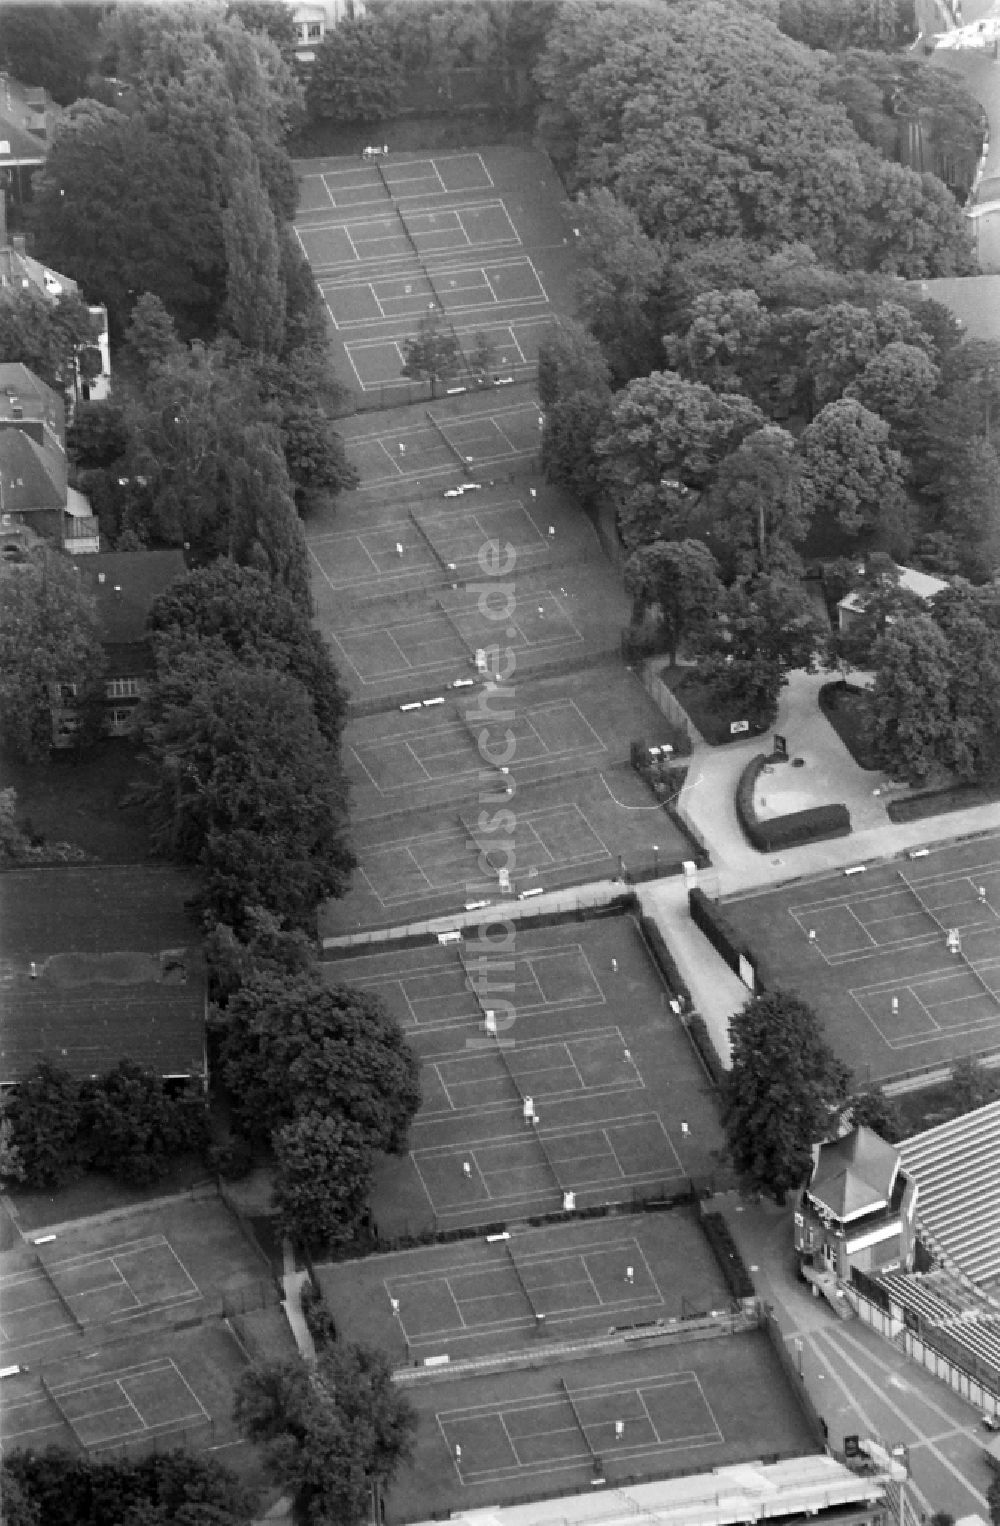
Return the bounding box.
[795,1125,918,1284]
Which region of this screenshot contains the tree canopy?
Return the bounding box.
[138,655,354,931]
[1,1447,251,1526]
[725,989,850,1202]
[219,972,420,1246]
[0,544,105,763]
[234,1344,416,1526]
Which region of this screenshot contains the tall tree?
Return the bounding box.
[624,539,723,665]
[400,309,463,395]
[868,614,957,784]
[711,426,810,576]
[571,189,670,382]
[0,288,100,405]
[2,1062,83,1189]
[2,1449,251,1526]
[234,1345,416,1526]
[272,1111,372,1247]
[0,3,101,103]
[219,973,420,1155]
[305,17,405,123]
[222,160,286,355]
[0,544,106,762]
[149,561,347,747]
[600,372,766,496]
[537,319,612,507]
[725,989,850,1203]
[698,572,825,725]
[139,656,354,929]
[799,397,907,543]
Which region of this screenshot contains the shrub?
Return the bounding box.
[700,1211,754,1299]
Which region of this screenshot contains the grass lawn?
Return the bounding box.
[656,667,768,747]
[1,739,153,863]
[818,681,878,769]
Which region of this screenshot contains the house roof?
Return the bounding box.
[0,865,206,1085]
[808,1125,900,1221]
[0,362,63,432]
[0,108,47,168]
[837,564,949,614]
[0,426,65,512]
[79,550,187,645]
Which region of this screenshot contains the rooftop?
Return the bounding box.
[79,550,187,645]
[807,1125,900,1221]
[837,565,949,614]
[0,426,65,513]
[0,865,206,1085]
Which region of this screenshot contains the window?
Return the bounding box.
[108,708,133,735]
[105,677,141,700]
[307,21,323,38]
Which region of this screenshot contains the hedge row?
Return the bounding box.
[735,755,851,852]
[687,1014,728,1089]
[689,887,750,976]
[700,1211,755,1300]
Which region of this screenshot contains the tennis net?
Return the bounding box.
[34,1248,84,1331]
[897,871,1000,1005]
[464,968,565,1193]
[506,1240,539,1317]
[559,1376,604,1474]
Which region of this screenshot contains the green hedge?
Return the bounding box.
[735,754,851,852]
[687,1014,728,1088]
[700,1211,755,1300]
[689,887,747,974]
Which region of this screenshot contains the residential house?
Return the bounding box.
[0,73,59,209]
[836,564,949,635]
[286,0,364,61]
[0,361,99,552]
[794,1125,918,1285]
[0,864,207,1088]
[51,548,187,745]
[0,194,112,405]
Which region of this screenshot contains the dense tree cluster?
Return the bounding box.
[0,1059,208,1190]
[305,0,556,123]
[136,561,353,936]
[234,1342,416,1525]
[218,973,420,1246]
[1,1446,250,1526]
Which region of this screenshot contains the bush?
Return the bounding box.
[886,779,1000,823]
[301,1281,338,1349]
[735,754,851,851]
[206,1135,255,1180]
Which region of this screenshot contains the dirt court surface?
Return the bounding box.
[322,914,725,1237]
[0,1193,278,1461]
[309,467,695,931]
[316,1208,730,1364]
[721,831,1000,1082]
[293,146,577,404]
[386,1329,815,1520]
